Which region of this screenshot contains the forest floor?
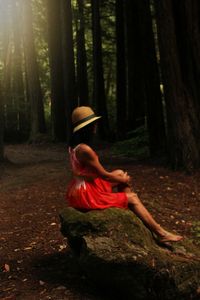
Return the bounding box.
[0,143,200,300]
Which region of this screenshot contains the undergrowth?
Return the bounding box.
[110,126,149,159]
[191,221,200,245]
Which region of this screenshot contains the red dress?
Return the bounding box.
[65,144,128,211]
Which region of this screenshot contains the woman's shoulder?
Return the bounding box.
[76,143,93,153]
[76,143,97,158]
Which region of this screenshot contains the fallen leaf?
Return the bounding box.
[24,247,32,251]
[0,264,10,272]
[40,289,47,295]
[58,245,66,251]
[17,260,23,264]
[56,286,66,290]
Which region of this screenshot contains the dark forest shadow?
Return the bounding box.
[31,251,115,300]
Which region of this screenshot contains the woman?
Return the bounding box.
[66,106,183,243]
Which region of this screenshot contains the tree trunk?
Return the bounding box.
[60,0,78,144]
[21,0,46,142]
[1,1,12,135]
[125,0,145,131]
[91,0,110,139]
[76,0,89,106]
[11,0,26,136]
[116,0,127,139]
[0,81,4,162]
[155,0,200,171]
[172,0,200,150]
[46,0,66,141]
[3,42,12,135]
[140,0,166,156]
[0,6,4,160]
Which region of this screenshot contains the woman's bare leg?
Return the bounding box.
[126,192,183,242]
[110,170,182,242]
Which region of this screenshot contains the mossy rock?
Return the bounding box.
[60,207,200,300]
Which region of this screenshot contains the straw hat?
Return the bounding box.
[72,106,101,133]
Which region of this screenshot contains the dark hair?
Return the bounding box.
[69,122,96,148]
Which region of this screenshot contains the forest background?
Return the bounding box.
[1,1,200,299]
[0,0,200,171]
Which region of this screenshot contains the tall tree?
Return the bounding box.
[76,0,89,106]
[155,0,200,170]
[140,0,166,156]
[116,0,127,139]
[91,0,109,138]
[0,81,4,162]
[60,0,77,143]
[46,0,66,141]
[172,0,200,146]
[0,1,6,160]
[1,1,13,135]
[21,0,46,142]
[125,0,146,131]
[11,0,26,135]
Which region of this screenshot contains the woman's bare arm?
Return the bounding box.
[76,144,130,184]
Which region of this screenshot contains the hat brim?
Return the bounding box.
[73,116,101,133]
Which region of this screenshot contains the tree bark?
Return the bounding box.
[46,0,66,141]
[155,0,200,171]
[60,0,78,144]
[0,5,4,160]
[172,0,200,150]
[76,0,89,106]
[21,0,46,142]
[0,81,4,162]
[125,0,146,131]
[140,0,166,156]
[11,0,27,135]
[1,1,12,135]
[91,0,110,139]
[116,0,127,139]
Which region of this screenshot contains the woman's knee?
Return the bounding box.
[127,192,139,205]
[111,169,124,177]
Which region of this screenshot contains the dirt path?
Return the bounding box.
[0,144,200,299]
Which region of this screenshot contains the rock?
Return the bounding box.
[59,207,200,300]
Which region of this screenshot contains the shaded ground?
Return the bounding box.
[0,143,200,300]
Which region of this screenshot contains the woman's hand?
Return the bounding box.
[122,171,131,183]
[110,169,131,184]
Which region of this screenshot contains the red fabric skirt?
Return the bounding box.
[66,177,128,211]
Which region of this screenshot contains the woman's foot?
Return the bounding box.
[157,230,183,243]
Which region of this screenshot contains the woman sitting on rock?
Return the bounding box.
[66,106,183,244]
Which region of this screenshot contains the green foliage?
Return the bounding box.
[110,126,149,159]
[44,101,51,132]
[191,221,200,245]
